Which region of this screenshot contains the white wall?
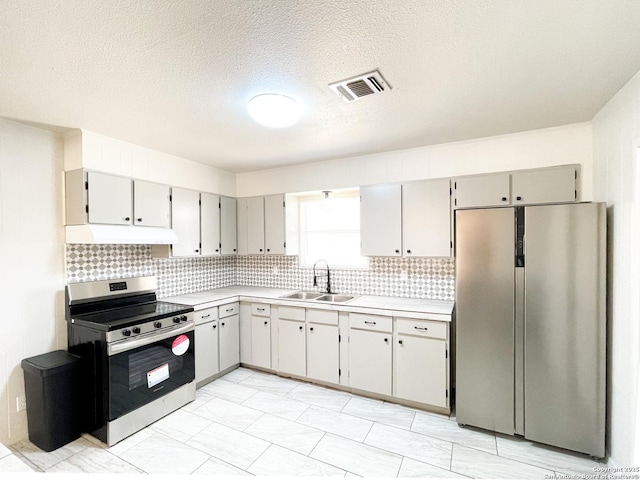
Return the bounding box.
[64,130,236,197]
[236,123,593,198]
[592,69,640,467]
[0,118,66,446]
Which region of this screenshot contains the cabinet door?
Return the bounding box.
[171,188,201,257]
[264,194,285,254]
[307,323,339,384]
[277,319,306,377]
[511,166,577,205]
[219,314,240,371]
[360,184,402,256]
[402,179,451,257]
[87,171,132,225]
[133,180,170,228]
[195,321,219,384]
[395,335,448,407]
[247,196,265,254]
[349,328,392,395]
[237,197,249,255]
[201,193,221,255]
[220,196,238,254]
[454,174,510,208]
[251,316,271,369]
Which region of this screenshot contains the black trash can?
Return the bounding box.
[21,350,82,452]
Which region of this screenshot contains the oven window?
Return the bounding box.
[128,346,183,390]
[109,331,195,420]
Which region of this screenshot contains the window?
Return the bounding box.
[298,189,368,269]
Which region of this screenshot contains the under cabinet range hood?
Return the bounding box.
[65,225,178,245]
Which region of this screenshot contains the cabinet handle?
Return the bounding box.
[202,314,210,319]
[309,327,314,332]
[395,249,400,254]
[501,197,507,202]
[216,249,219,252]
[267,248,270,252]
[299,325,303,331]
[195,249,199,253]
[124,217,131,221]
[399,340,403,345]
[264,321,268,325]
[225,308,233,312]
[406,249,412,254]
[233,248,237,252]
[259,248,263,252]
[516,196,522,201]
[384,338,389,343]
[212,324,217,329]
[414,326,428,331]
[137,217,142,222]
[221,322,225,326]
[364,321,376,326]
[257,307,265,311]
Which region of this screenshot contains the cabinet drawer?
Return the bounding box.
[219,302,239,319]
[307,309,338,326]
[251,304,271,317]
[350,313,392,333]
[396,318,448,340]
[195,307,218,326]
[278,306,305,321]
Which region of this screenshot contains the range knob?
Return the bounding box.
[173,317,181,324]
[154,321,162,329]
[132,327,141,334]
[122,329,131,337]
[181,315,188,322]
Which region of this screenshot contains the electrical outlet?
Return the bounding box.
[272,267,279,275]
[16,396,26,412]
[400,270,408,281]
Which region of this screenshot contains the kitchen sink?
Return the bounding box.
[280,291,323,300]
[315,294,355,303]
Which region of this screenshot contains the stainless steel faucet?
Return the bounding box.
[312,259,332,293]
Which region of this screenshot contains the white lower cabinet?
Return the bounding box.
[195,319,219,385]
[394,318,449,408]
[250,304,272,369]
[348,314,392,396]
[307,309,340,385]
[276,306,306,377]
[219,309,240,371]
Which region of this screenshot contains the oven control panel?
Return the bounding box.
[106,312,194,343]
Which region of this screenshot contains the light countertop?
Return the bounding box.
[162,287,454,322]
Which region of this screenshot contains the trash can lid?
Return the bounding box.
[21,350,81,377]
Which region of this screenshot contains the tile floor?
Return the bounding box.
[6,367,607,478]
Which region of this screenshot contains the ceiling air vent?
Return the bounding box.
[329,70,391,103]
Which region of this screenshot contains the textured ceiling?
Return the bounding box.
[1,0,640,173]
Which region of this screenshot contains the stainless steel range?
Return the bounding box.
[66,276,196,446]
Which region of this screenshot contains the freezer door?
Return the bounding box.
[524,203,606,457]
[455,207,515,435]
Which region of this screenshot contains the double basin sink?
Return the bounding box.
[279,291,356,303]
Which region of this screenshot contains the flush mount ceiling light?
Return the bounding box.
[247,93,301,128]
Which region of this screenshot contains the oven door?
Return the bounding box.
[107,324,195,420]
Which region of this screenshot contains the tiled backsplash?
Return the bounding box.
[66,245,455,301]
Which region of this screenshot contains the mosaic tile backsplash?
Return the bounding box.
[66,245,455,301]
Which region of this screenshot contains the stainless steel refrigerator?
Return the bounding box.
[455,202,606,458]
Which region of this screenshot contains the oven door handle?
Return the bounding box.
[107,323,194,356]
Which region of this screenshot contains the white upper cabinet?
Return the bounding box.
[453,173,511,209]
[133,180,170,228]
[402,179,452,257]
[236,197,249,255]
[200,192,221,255]
[171,188,201,257]
[361,181,452,257]
[220,196,238,255]
[454,165,579,209]
[264,194,285,255]
[511,165,577,205]
[360,184,402,256]
[246,196,265,254]
[87,171,133,225]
